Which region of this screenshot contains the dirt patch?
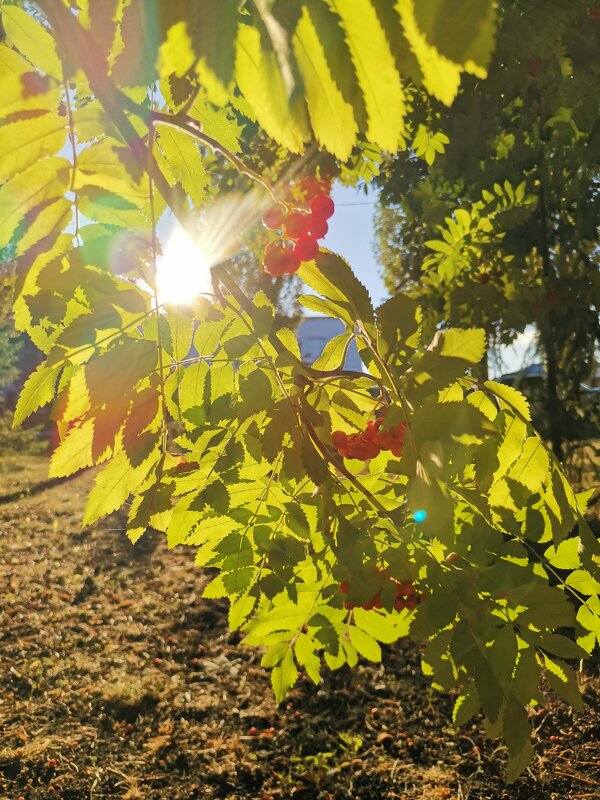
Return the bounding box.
[0,458,598,799]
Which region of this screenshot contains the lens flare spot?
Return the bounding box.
[413,509,427,523]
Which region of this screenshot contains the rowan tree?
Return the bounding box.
[1,0,599,782]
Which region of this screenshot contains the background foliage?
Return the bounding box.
[374,0,600,458]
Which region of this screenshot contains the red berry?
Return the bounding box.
[48,758,58,768]
[373,595,382,609]
[300,176,328,199]
[310,194,335,219]
[262,206,285,230]
[406,595,417,611]
[393,598,406,611]
[284,212,309,239]
[419,592,427,604]
[363,598,374,610]
[293,235,319,262]
[340,580,350,595]
[478,272,491,284]
[332,431,348,451]
[306,214,328,239]
[248,726,258,736]
[281,250,301,275]
[263,242,287,277]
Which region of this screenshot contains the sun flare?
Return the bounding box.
[156,227,213,306]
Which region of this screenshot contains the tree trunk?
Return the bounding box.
[538,157,564,462]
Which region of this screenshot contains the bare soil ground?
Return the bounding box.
[1,456,599,800]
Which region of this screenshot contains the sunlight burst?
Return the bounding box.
[156,227,213,306]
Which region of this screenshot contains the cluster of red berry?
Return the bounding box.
[262,178,335,277]
[340,574,425,612]
[332,418,407,461]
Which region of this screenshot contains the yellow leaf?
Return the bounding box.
[2,5,62,79]
[396,0,462,106]
[330,0,406,152]
[292,5,358,161]
[0,156,70,250]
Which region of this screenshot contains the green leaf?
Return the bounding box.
[329,0,405,152]
[396,0,462,106]
[353,608,411,643]
[544,538,581,571]
[229,594,256,630]
[156,125,209,206]
[502,695,530,756]
[508,437,549,493]
[294,632,322,684]
[167,490,204,548]
[49,418,95,478]
[538,633,589,661]
[347,625,382,661]
[178,361,209,420]
[182,0,239,106]
[157,20,196,79]
[0,113,67,183]
[16,197,72,257]
[506,740,534,784]
[485,381,531,421]
[0,157,71,249]
[292,4,358,161]
[236,23,306,153]
[376,293,422,359]
[565,570,600,596]
[511,647,540,706]
[86,339,158,408]
[543,655,583,712]
[2,5,63,79]
[438,327,486,363]
[299,250,374,327]
[453,683,480,726]
[412,0,496,77]
[13,361,61,427]
[312,333,352,371]
[271,648,299,702]
[83,449,159,526]
[166,309,195,364]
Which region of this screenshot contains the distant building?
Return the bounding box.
[499,362,600,439]
[500,362,600,391]
[297,317,363,371]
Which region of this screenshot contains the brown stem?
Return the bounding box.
[150,110,275,198]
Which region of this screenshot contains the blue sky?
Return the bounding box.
[322,184,385,306]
